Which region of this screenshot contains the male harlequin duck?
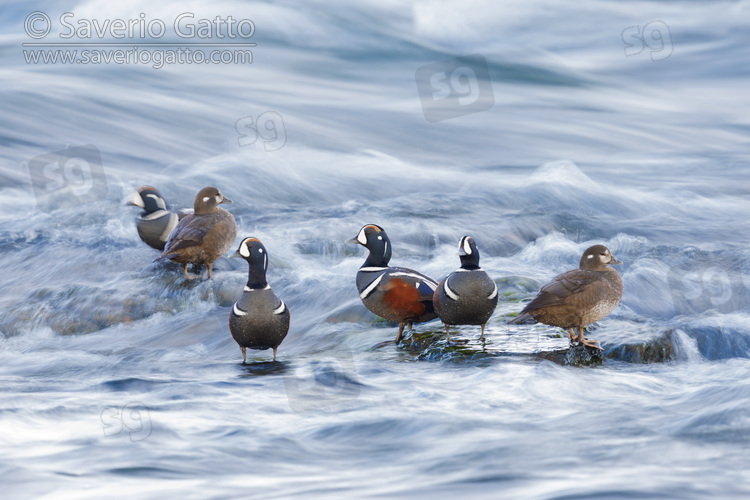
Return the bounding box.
[347,224,438,343]
[509,244,623,349]
[127,186,191,250]
[229,237,290,363]
[433,236,498,343]
[155,186,237,279]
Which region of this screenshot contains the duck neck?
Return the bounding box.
[363,252,389,268]
[459,254,480,270]
[245,264,268,289]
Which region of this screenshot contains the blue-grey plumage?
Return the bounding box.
[347,224,438,343]
[433,236,498,342]
[127,186,190,251]
[229,237,290,362]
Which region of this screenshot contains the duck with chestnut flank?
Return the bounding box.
[433,236,498,343]
[127,185,191,251]
[509,244,623,349]
[347,224,438,343]
[229,237,290,363]
[155,186,237,279]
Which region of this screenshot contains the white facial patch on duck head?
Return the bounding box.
[202,196,210,203]
[356,227,368,245]
[129,191,146,208]
[462,237,473,255]
[239,240,252,257]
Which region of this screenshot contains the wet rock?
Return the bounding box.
[603,329,674,363]
[534,343,604,366]
[395,323,674,367]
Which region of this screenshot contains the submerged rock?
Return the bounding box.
[604,329,674,363]
[396,323,675,367]
[535,343,605,366]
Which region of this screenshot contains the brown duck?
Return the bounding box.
[509,244,623,349]
[155,186,237,279]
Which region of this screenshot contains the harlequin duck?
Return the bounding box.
[155,186,237,279]
[128,186,191,250]
[509,244,623,349]
[433,236,498,343]
[346,224,438,343]
[229,237,290,363]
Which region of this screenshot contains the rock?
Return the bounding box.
[603,329,674,363]
[393,323,675,367]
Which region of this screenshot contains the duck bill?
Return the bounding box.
[220,197,233,204]
[345,238,361,245]
[610,258,623,265]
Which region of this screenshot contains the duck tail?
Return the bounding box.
[152,253,178,263]
[508,313,537,325]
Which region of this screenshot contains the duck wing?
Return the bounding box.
[520,269,600,313]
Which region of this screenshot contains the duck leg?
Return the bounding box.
[480,324,486,342]
[241,346,247,364]
[207,263,213,279]
[183,264,199,280]
[272,347,277,362]
[445,323,452,343]
[576,325,602,350]
[395,323,406,344]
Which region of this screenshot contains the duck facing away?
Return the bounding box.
[229,237,290,362]
[127,185,190,251]
[509,244,623,349]
[155,186,237,279]
[433,236,498,343]
[347,224,438,343]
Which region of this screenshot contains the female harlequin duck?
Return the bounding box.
[433,236,498,343]
[347,224,438,343]
[510,244,623,349]
[127,186,191,251]
[155,186,237,279]
[229,237,290,363]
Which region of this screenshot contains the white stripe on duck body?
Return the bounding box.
[229,237,290,363]
[433,236,498,343]
[347,224,439,344]
[127,185,191,251]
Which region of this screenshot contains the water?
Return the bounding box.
[2,0,750,498]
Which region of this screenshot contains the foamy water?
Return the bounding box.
[2,1,750,498]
